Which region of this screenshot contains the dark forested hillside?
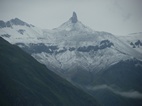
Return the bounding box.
[0,37,99,106]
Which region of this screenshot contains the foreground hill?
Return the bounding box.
[0,37,99,106]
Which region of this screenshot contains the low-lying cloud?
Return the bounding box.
[87,84,142,99]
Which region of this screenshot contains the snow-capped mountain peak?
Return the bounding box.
[9,18,31,27]
[53,12,93,32]
[0,18,44,44]
[0,18,33,28]
[70,11,78,23]
[0,12,142,80]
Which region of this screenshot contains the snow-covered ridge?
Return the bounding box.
[0,18,33,28]
[118,32,142,54]
[0,12,142,75]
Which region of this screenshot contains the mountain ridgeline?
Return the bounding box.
[0,18,31,28]
[0,12,142,106]
[0,37,99,106]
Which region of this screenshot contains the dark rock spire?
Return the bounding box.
[70,12,78,23]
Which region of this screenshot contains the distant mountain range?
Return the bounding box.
[0,12,142,106]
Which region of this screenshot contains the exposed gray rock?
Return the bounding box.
[70,12,78,23]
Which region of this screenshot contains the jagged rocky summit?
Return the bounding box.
[70,12,78,23]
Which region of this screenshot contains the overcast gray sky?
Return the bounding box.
[0,0,142,35]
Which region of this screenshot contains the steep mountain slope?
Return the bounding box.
[119,32,142,53]
[0,37,99,106]
[86,59,142,106]
[0,12,142,106]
